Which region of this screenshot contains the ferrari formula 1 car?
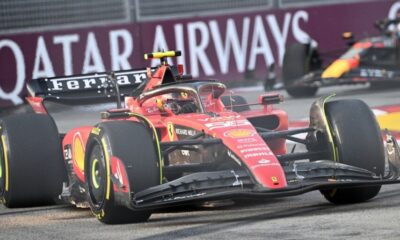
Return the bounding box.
[280,17,400,98]
[1,51,400,224]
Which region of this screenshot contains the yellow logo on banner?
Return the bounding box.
[167,122,174,141]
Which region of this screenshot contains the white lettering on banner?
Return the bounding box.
[209,18,250,74]
[248,15,274,70]
[53,34,79,75]
[292,10,311,44]
[267,13,291,65]
[82,32,105,74]
[0,40,25,104]
[32,36,55,79]
[188,21,215,77]
[388,2,400,31]
[175,24,185,67]
[110,29,133,71]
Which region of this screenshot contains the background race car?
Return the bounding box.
[277,17,400,98]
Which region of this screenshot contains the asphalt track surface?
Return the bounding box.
[1,84,400,240]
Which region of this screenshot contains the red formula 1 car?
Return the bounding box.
[1,51,400,224]
[279,17,400,98]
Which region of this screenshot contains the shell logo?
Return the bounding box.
[225,129,256,138]
[271,176,279,183]
[73,133,85,172]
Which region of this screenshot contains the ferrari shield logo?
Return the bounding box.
[167,122,175,141]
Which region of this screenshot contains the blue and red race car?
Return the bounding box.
[279,17,400,97]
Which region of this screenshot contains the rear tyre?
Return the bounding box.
[221,95,250,112]
[321,99,385,204]
[282,43,320,98]
[0,113,65,207]
[86,121,160,224]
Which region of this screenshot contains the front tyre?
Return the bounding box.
[85,121,160,224]
[321,99,385,204]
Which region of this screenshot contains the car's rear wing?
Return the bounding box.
[27,68,155,104]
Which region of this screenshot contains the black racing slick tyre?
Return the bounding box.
[221,95,250,112]
[85,121,160,224]
[282,43,319,98]
[321,99,385,204]
[0,113,65,207]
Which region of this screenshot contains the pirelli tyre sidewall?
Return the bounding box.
[85,121,160,224]
[321,99,385,204]
[0,113,65,207]
[0,127,6,200]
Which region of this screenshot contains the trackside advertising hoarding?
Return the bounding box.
[0,0,399,107]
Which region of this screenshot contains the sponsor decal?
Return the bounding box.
[240,147,271,154]
[258,159,270,164]
[244,152,270,159]
[250,158,280,170]
[167,122,175,141]
[146,106,159,114]
[205,119,251,130]
[181,150,190,156]
[175,128,197,136]
[63,145,72,160]
[236,137,258,144]
[197,116,239,122]
[45,70,146,92]
[72,132,85,172]
[224,129,256,138]
[359,69,395,78]
[237,143,267,149]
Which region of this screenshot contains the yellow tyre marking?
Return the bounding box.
[1,135,9,191]
[101,137,111,200]
[0,146,2,179]
[321,94,338,161]
[91,158,100,189]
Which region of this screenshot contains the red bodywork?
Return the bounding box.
[27,63,289,194]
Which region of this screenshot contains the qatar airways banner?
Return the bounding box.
[0,0,399,107]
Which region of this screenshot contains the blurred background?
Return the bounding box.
[0,0,398,108]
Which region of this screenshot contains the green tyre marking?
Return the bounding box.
[92,158,100,189]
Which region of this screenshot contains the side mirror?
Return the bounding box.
[258,93,284,105]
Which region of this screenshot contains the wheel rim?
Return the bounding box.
[88,143,106,208]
